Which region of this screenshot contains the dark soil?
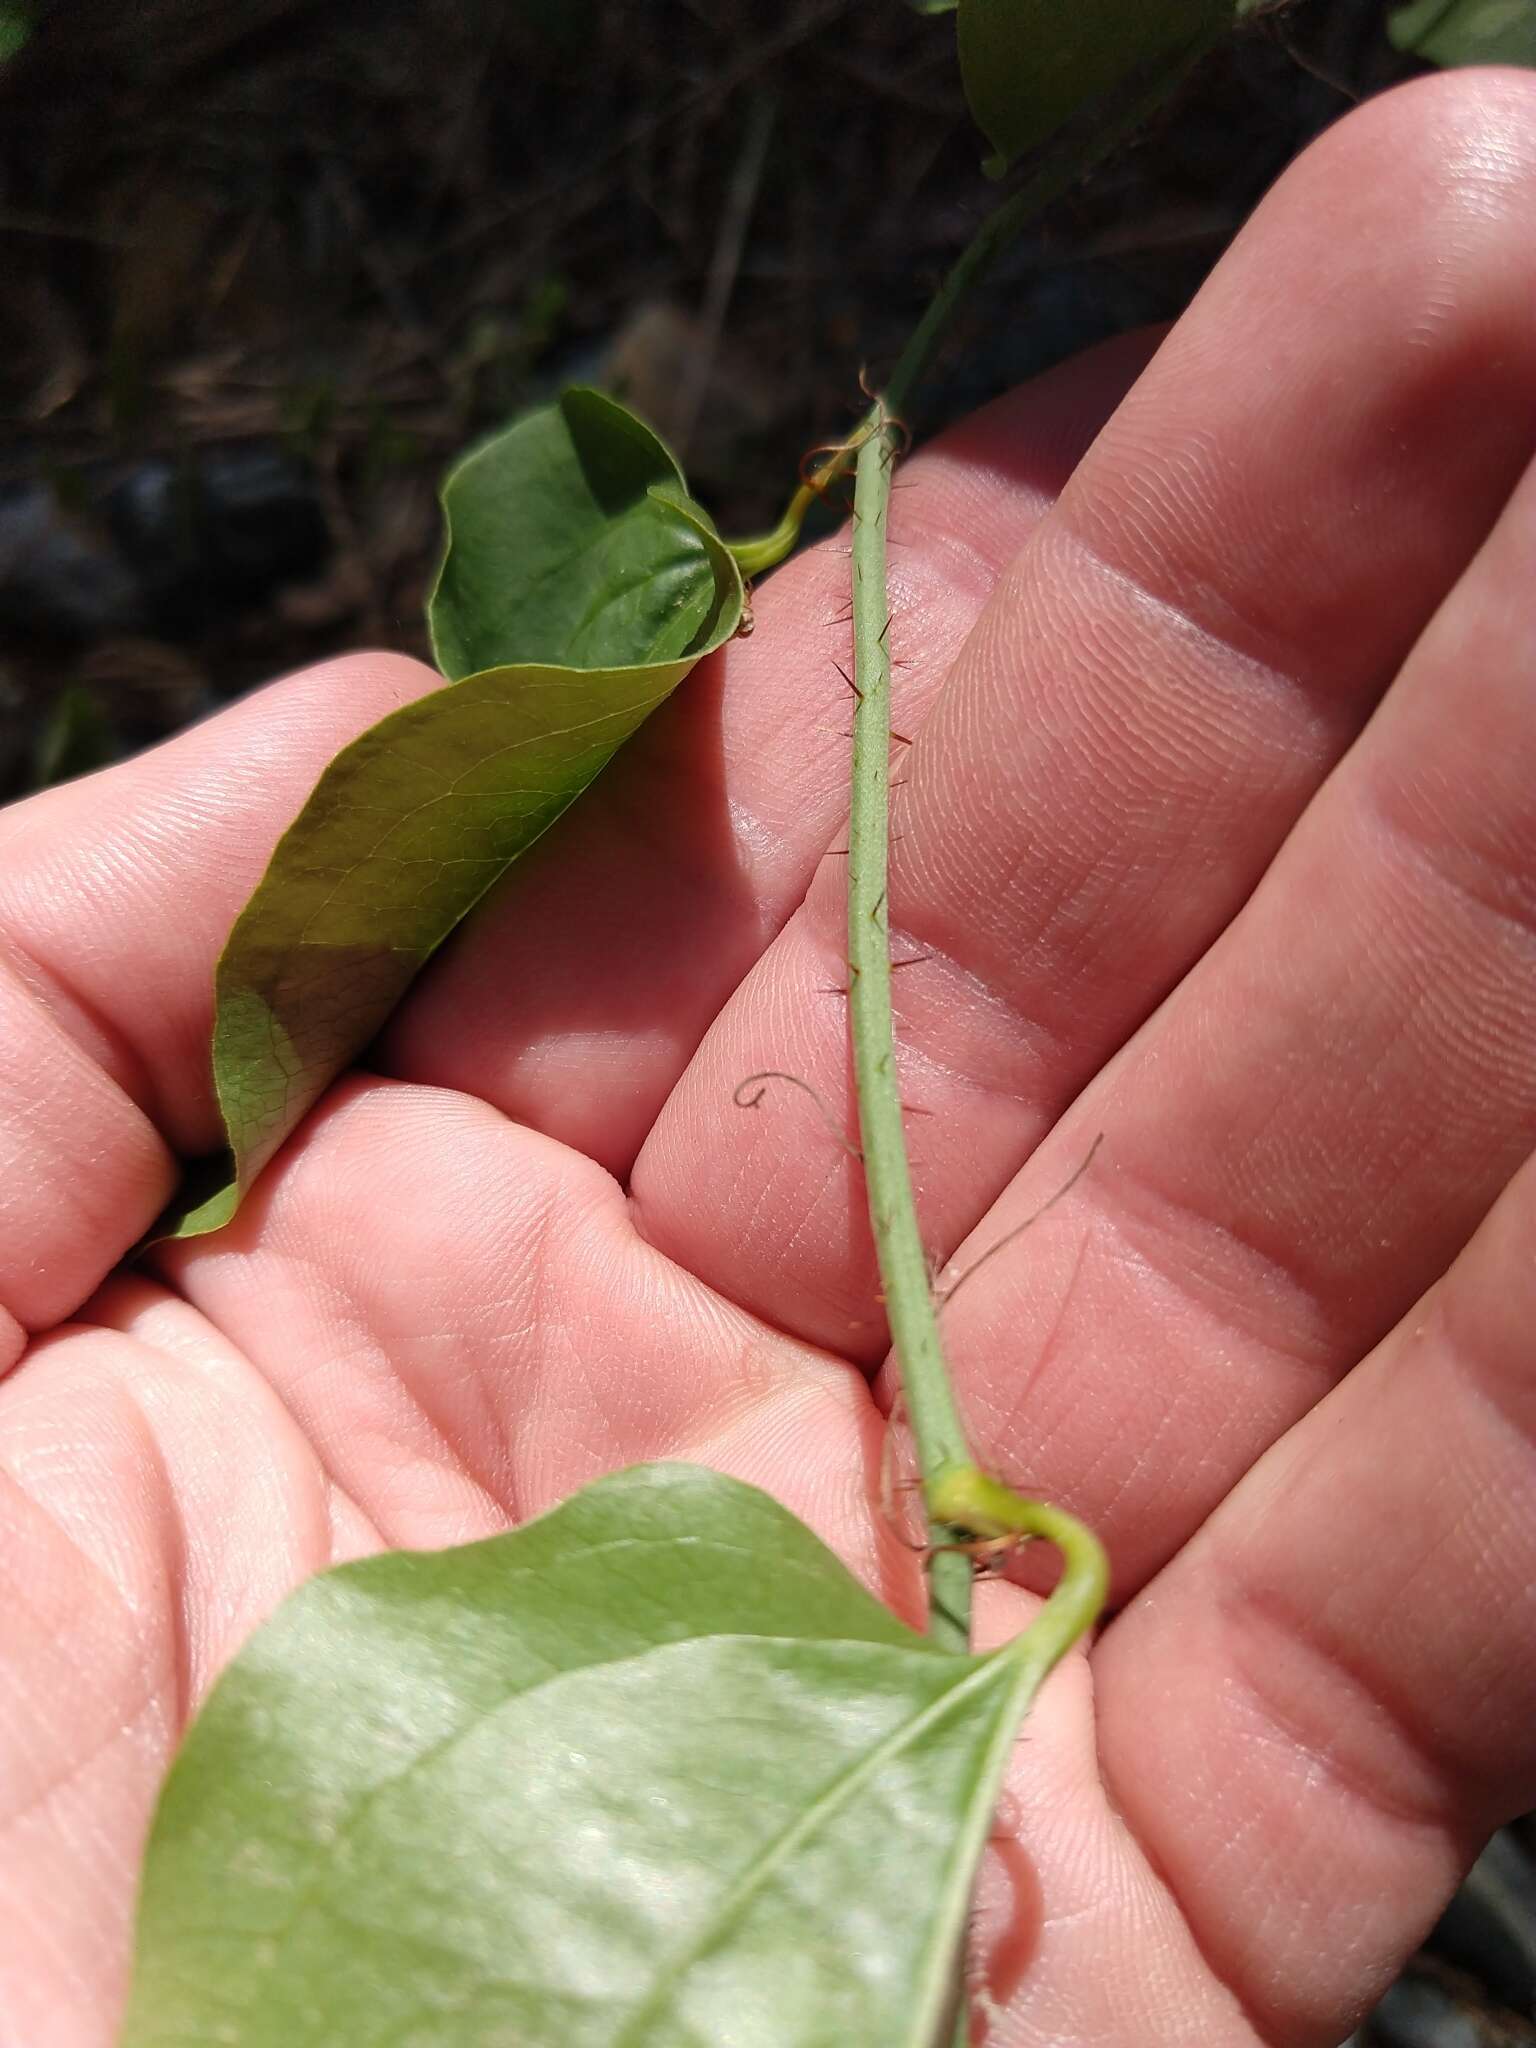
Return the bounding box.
[3,0,1408,791]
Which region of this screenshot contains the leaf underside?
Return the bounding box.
[164,388,742,1237]
[120,1465,1037,2048]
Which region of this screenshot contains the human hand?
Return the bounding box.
[4,70,1535,2048]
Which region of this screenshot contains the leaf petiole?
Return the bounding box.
[927,1463,1111,1685]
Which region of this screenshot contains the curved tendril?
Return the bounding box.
[724,420,882,579]
[925,1463,1110,1682]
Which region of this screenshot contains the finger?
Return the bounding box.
[0,340,1138,1354]
[896,352,1536,1608]
[0,1260,350,2042]
[149,1075,893,1583]
[0,651,442,1352]
[0,1135,886,2048]
[1090,1142,1536,2046]
[375,335,1155,1170]
[631,69,1536,1355]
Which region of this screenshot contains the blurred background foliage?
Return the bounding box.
[0,7,1533,2035]
[1,0,1430,797]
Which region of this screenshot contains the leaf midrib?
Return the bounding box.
[177,1634,986,2039]
[608,1649,1013,2048]
[443,492,701,677]
[171,1528,937,2019]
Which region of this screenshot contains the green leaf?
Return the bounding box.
[957,0,1229,173]
[163,390,741,1238]
[30,684,116,790]
[1388,0,1536,65]
[122,1464,1044,2048]
[0,3,33,65]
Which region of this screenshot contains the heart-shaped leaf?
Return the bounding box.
[957,0,1230,173]
[164,390,741,1236]
[121,1464,1047,2048]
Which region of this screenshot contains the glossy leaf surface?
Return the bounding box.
[121,1464,1040,2048]
[957,0,1228,172]
[166,389,740,1235]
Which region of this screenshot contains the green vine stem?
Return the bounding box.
[850,400,1108,2048]
[846,417,1109,1664]
[752,47,1218,2033]
[726,33,1224,579]
[847,419,974,1654]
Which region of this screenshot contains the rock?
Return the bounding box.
[1364,1961,1536,2047]
[598,299,776,482]
[0,480,141,643]
[107,441,331,638]
[1429,1830,1536,2022]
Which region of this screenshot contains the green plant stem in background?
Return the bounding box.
[847,421,975,1656]
[726,31,1224,579]
[881,37,1216,422]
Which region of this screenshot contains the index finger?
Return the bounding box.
[0,652,440,1354]
[0,340,1139,1355]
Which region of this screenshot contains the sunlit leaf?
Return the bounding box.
[957,0,1229,173]
[1388,0,1536,65]
[163,389,741,1237]
[122,1464,1044,2048]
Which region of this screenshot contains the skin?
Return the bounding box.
[2,68,1535,2048]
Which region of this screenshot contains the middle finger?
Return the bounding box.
[631,73,1536,1358]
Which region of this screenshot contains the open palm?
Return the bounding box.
[5,74,1536,2048]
